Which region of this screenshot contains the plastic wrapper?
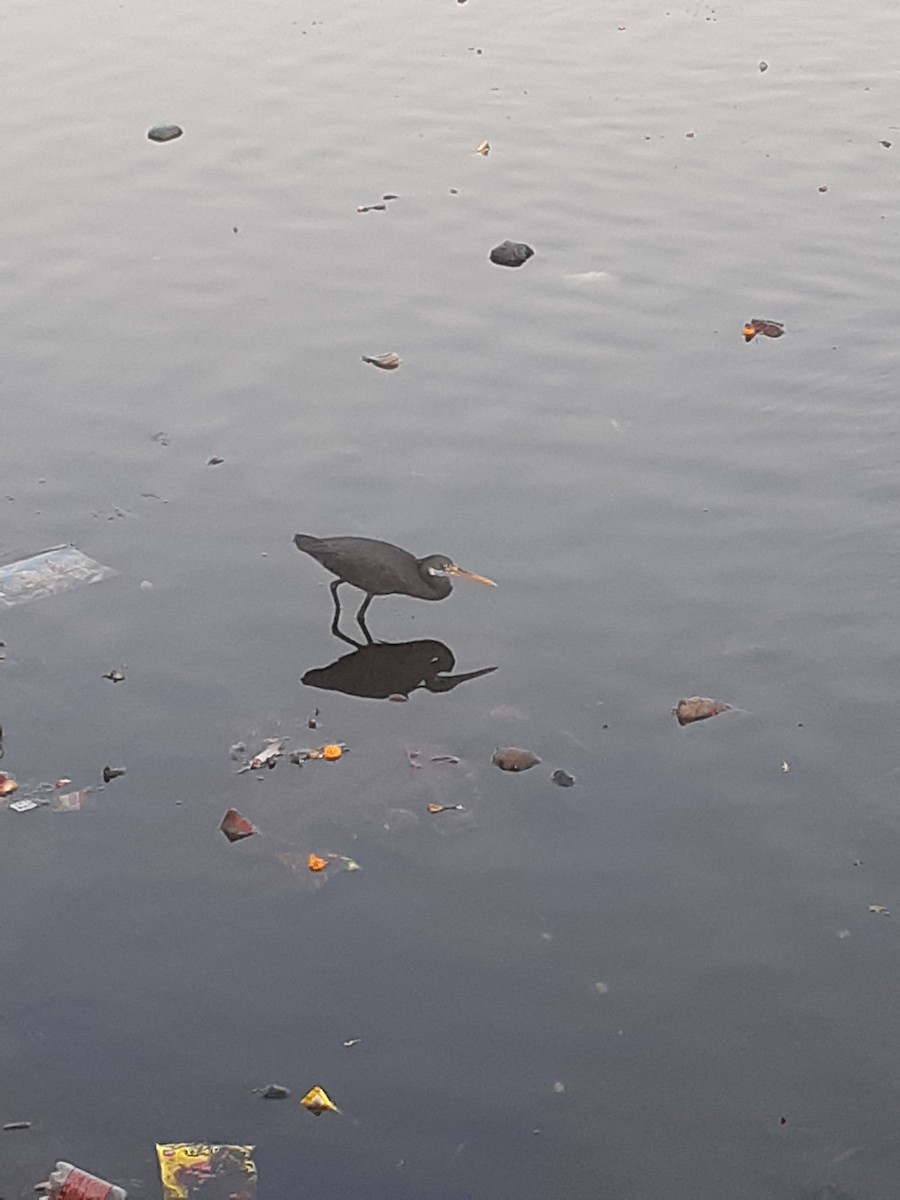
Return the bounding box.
[0,546,115,607]
[156,1144,257,1200]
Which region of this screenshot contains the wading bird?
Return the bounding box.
[293,534,496,639]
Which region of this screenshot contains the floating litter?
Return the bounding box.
[0,546,115,608]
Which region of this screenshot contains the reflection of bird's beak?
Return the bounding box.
[447,564,497,587]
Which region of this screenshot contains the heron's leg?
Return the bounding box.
[356,593,375,644]
[330,580,344,638]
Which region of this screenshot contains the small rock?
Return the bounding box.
[148,124,183,143]
[489,240,534,268]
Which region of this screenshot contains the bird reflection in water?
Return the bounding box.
[302,636,497,702]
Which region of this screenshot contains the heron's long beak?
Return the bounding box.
[447,564,497,587]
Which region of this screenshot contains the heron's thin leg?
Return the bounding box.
[356,593,375,644]
[329,580,343,638]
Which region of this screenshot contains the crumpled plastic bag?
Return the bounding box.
[156,1144,257,1200]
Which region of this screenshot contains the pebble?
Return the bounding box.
[147,125,183,143]
[489,240,534,268]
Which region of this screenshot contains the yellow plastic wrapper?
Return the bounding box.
[156,1144,257,1200]
[300,1086,340,1116]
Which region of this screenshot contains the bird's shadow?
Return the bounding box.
[301,635,497,702]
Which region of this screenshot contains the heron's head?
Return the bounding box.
[420,555,496,587]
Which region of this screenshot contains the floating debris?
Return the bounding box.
[383,193,399,201]
[427,802,466,814]
[102,765,126,783]
[879,140,892,149]
[0,546,115,608]
[672,696,732,726]
[254,1084,290,1100]
[156,1144,256,1200]
[0,772,18,797]
[308,854,328,872]
[343,1038,362,1047]
[147,124,183,142]
[220,809,258,843]
[53,789,93,812]
[431,755,460,764]
[307,708,320,729]
[758,61,768,72]
[207,456,225,466]
[249,739,284,770]
[103,669,125,683]
[781,761,790,773]
[868,904,891,916]
[476,140,490,156]
[300,1086,340,1116]
[743,319,784,342]
[8,798,38,813]
[362,352,401,370]
[294,742,347,763]
[489,240,534,268]
[388,693,408,702]
[551,769,576,788]
[2,1121,31,1131]
[492,747,541,772]
[356,203,387,213]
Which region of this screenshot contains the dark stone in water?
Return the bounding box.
[489,240,534,268]
[147,124,183,143]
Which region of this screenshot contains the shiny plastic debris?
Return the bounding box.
[8,798,38,813]
[492,746,541,771]
[742,318,784,341]
[249,739,284,770]
[156,1144,256,1200]
[362,352,401,370]
[0,546,115,608]
[220,809,258,842]
[103,669,125,683]
[672,696,732,726]
[53,788,93,812]
[476,140,490,155]
[48,1161,127,1200]
[300,1086,340,1116]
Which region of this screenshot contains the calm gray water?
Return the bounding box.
[3,1,900,1197]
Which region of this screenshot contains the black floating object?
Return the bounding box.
[551,769,576,788]
[148,124,183,143]
[490,240,534,268]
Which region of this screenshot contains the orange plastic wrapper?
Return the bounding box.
[156,1144,256,1200]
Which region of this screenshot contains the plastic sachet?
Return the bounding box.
[0,546,115,607]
